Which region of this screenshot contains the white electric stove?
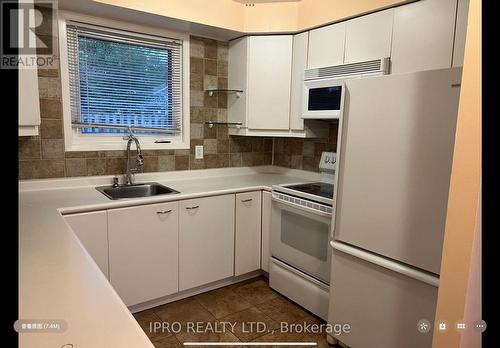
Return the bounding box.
[269,152,336,320]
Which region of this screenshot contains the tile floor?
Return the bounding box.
[133,276,334,347]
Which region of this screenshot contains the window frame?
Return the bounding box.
[58,11,190,151]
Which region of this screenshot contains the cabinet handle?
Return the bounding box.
[185,205,199,210]
[241,198,253,203]
[157,210,172,214]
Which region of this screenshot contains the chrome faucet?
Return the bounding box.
[124,134,144,185]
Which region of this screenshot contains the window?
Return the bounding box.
[59,14,190,151]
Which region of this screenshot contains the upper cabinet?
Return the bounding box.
[344,9,394,64]
[452,0,470,67]
[19,67,41,136]
[18,0,40,137]
[290,32,309,131]
[391,0,458,74]
[228,35,328,138]
[228,35,291,132]
[308,22,346,69]
[247,36,292,130]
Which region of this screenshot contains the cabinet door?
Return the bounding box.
[64,211,109,278]
[289,32,309,131]
[391,0,457,74]
[308,23,346,69]
[344,9,394,64]
[261,191,272,273]
[235,191,262,276]
[452,0,470,67]
[247,36,292,130]
[228,37,248,126]
[108,202,179,306]
[179,195,235,290]
[18,0,40,136]
[18,61,40,136]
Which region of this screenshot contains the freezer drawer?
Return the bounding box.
[328,242,438,348]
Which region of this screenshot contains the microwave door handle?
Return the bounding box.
[271,194,332,218]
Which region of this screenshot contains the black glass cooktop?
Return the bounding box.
[285,182,334,199]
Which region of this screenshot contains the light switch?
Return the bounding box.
[195,145,204,159]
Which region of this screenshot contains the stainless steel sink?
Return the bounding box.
[96,182,179,200]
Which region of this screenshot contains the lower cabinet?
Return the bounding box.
[234,191,262,276]
[64,211,109,278]
[261,191,272,273]
[67,190,273,306]
[107,201,179,307]
[179,194,235,291]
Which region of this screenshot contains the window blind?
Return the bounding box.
[66,22,183,134]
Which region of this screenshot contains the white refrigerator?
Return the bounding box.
[328,68,462,348]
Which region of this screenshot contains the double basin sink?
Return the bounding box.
[96,182,179,200]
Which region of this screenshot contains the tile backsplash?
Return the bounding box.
[18,9,337,180]
[273,122,339,172]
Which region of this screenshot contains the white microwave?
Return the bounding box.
[301,58,390,120]
[302,77,346,119]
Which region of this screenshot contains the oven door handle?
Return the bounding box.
[271,194,332,218]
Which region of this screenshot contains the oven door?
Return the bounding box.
[270,193,332,284]
[302,77,345,119]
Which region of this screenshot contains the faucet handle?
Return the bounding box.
[112,176,119,188]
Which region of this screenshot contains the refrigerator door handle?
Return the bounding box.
[330,241,440,287]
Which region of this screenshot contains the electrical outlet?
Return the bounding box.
[195,145,204,159]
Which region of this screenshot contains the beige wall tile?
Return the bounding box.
[204,59,217,76]
[175,156,189,170]
[19,160,65,179]
[86,158,107,176]
[41,139,64,159]
[65,158,87,177]
[40,119,63,139]
[158,156,175,171]
[190,38,204,58]
[19,138,41,159]
[39,99,62,119]
[190,57,204,74]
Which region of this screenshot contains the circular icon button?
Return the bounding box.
[437,320,448,332]
[417,319,431,333]
[455,321,467,331]
[473,320,487,332]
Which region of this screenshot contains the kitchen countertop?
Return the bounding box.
[19,166,320,348]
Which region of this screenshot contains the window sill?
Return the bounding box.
[65,136,190,152]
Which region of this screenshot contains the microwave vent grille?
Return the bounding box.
[304,57,390,80]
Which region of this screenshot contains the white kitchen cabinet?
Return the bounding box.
[228,35,328,138]
[344,9,394,64]
[179,194,235,291]
[64,211,109,278]
[452,0,470,67]
[107,202,179,307]
[18,0,40,136]
[308,22,346,69]
[235,191,262,276]
[19,67,40,136]
[261,191,272,273]
[391,0,457,74]
[289,32,309,131]
[228,36,292,131]
[248,36,292,130]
